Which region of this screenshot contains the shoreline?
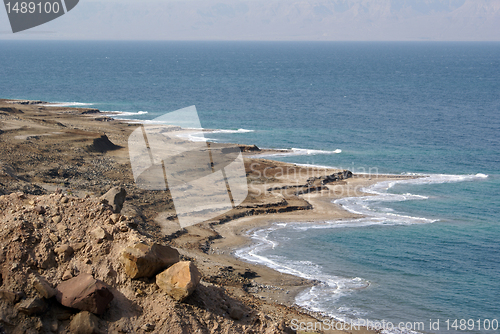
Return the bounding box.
[0,98,416,333]
[207,173,414,303]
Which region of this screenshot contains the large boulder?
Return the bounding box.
[155,261,201,301]
[70,311,100,334]
[56,274,114,315]
[121,242,179,279]
[100,187,126,213]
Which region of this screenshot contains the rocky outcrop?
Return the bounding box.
[239,144,260,152]
[307,170,353,186]
[100,186,126,213]
[56,274,114,315]
[5,99,45,104]
[221,144,260,154]
[121,242,180,279]
[0,107,24,114]
[156,261,201,301]
[89,134,121,153]
[80,109,101,115]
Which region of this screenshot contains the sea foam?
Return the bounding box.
[235,172,491,327]
[103,110,148,116]
[252,148,342,158]
[44,102,94,107]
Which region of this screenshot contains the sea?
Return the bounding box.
[1,41,498,333]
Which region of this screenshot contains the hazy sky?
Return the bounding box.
[1,0,499,40]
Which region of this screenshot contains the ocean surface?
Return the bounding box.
[1,41,499,333]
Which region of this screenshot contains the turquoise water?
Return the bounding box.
[0,41,499,333]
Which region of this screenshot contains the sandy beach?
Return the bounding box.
[0,98,413,333]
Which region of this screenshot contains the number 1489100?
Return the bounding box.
[5,2,60,14]
[445,319,499,331]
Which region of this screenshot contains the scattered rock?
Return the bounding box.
[70,311,100,334]
[229,306,245,320]
[156,261,201,301]
[62,269,73,281]
[32,275,56,299]
[34,205,46,214]
[54,244,74,261]
[56,223,67,232]
[109,213,121,224]
[100,187,126,213]
[141,323,155,332]
[56,273,114,315]
[91,226,109,243]
[117,223,128,232]
[0,290,24,304]
[121,242,180,279]
[49,233,59,243]
[52,215,62,224]
[72,242,86,251]
[16,297,47,315]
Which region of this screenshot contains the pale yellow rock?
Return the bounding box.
[121,242,179,279]
[91,227,109,242]
[62,270,73,281]
[156,261,201,301]
[109,213,121,224]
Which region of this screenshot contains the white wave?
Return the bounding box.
[235,222,372,323]
[176,128,255,142]
[334,173,489,225]
[365,173,489,194]
[176,131,208,143]
[235,223,370,300]
[44,102,94,107]
[209,128,254,134]
[292,148,342,155]
[123,119,173,125]
[252,148,342,158]
[295,162,342,169]
[235,171,490,326]
[103,110,148,116]
[287,218,412,232]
